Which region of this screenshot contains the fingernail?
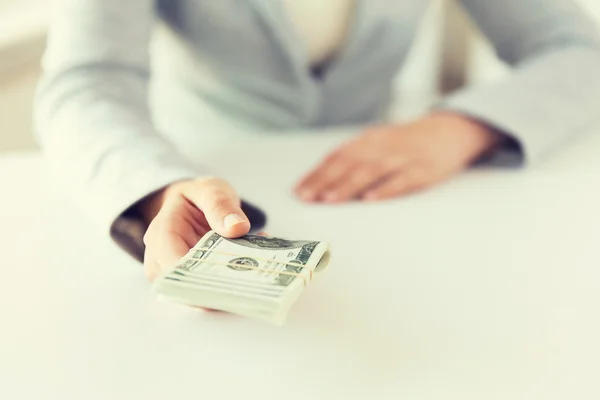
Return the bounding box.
[223,213,246,229]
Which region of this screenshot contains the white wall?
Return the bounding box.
[0,1,48,152]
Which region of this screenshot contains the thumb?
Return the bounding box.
[184,179,251,238]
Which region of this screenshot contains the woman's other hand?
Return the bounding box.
[295,113,503,202]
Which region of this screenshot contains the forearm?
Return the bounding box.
[440,0,600,165]
[36,69,201,221]
[34,0,206,257]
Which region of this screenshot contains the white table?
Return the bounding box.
[1,128,600,400]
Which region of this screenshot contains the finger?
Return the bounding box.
[155,232,192,271]
[179,199,210,238]
[171,213,204,248]
[184,179,251,238]
[145,245,215,312]
[145,214,198,271]
[173,202,211,242]
[295,154,355,202]
[196,216,211,237]
[143,248,162,281]
[319,161,403,203]
[362,166,428,201]
[178,200,212,236]
[145,203,200,245]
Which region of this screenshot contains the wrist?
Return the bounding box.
[429,112,504,156]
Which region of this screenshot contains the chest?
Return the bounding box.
[156,0,431,58]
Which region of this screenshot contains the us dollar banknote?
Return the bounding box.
[153,231,331,325]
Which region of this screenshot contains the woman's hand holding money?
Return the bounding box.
[137,178,250,281]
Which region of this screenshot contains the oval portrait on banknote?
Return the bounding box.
[228,235,315,250]
[227,257,259,271]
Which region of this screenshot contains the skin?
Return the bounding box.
[140,178,251,281]
[295,113,502,202]
[140,112,501,280]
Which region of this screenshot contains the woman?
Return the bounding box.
[35,0,600,279]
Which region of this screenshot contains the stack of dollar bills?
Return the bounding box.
[153,231,331,325]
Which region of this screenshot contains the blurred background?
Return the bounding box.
[1,0,599,154]
[0,0,47,152]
